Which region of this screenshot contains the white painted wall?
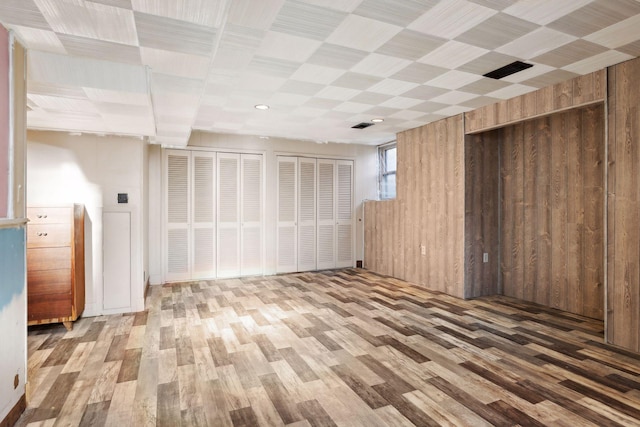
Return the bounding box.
[26,131,147,316]
[148,131,379,283]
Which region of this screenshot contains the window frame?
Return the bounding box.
[378,141,397,200]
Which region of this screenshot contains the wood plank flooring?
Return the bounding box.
[17,269,640,426]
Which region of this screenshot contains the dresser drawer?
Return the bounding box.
[27,247,71,271]
[27,207,72,224]
[27,224,71,248]
[27,268,72,296]
[28,293,73,321]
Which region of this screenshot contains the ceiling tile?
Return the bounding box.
[151,73,204,95]
[379,96,423,109]
[367,79,419,96]
[401,85,448,100]
[501,62,556,83]
[583,13,640,49]
[31,81,88,99]
[331,72,383,90]
[617,40,640,58]
[563,50,633,74]
[326,14,401,52]
[520,69,580,89]
[271,0,347,41]
[548,0,640,38]
[418,40,488,70]
[256,31,322,62]
[95,101,150,116]
[485,83,536,99]
[391,62,449,84]
[408,0,497,39]
[409,100,449,113]
[350,53,411,78]
[365,106,401,117]
[466,0,513,10]
[455,13,539,50]
[36,0,138,45]
[433,105,473,116]
[298,0,363,13]
[458,77,509,95]
[496,27,576,60]
[376,29,446,61]
[0,0,51,30]
[304,97,342,109]
[459,95,501,108]
[426,70,482,90]
[219,23,264,51]
[132,0,227,27]
[84,87,150,105]
[503,0,593,25]
[456,51,519,75]
[235,73,286,92]
[135,11,216,55]
[29,51,148,92]
[9,25,65,53]
[353,0,438,26]
[291,63,345,84]
[315,85,360,101]
[60,34,142,64]
[389,109,426,121]
[532,39,607,68]
[350,91,393,105]
[430,90,477,105]
[28,94,100,113]
[332,101,372,113]
[245,56,300,79]
[90,0,133,9]
[228,0,285,30]
[279,80,324,96]
[306,43,369,69]
[268,92,311,106]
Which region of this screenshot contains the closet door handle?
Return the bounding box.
[37,232,48,237]
[37,214,48,219]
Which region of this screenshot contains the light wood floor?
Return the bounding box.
[17,269,640,426]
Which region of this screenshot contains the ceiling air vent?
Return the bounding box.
[352,122,374,129]
[483,61,533,80]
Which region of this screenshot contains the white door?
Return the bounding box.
[277,156,297,273]
[317,159,336,269]
[217,153,240,278]
[241,154,263,276]
[192,152,216,279]
[165,150,190,282]
[298,158,317,272]
[336,160,354,268]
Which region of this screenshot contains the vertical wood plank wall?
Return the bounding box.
[464,131,500,298]
[364,115,465,298]
[608,58,640,351]
[499,106,605,320]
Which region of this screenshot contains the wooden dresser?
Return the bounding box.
[27,204,85,330]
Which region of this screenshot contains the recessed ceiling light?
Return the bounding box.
[371,118,384,123]
[255,104,270,110]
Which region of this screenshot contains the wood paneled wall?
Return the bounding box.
[465,70,605,134]
[498,106,605,320]
[608,58,640,351]
[364,115,465,298]
[464,131,500,298]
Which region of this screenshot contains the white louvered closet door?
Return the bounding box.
[336,160,354,268]
[165,150,191,282]
[317,159,336,270]
[217,153,240,278]
[277,156,297,273]
[191,152,216,279]
[298,158,316,271]
[241,154,263,276]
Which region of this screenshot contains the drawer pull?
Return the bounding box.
[37,214,48,219]
[37,232,48,237]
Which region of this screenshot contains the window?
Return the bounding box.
[379,142,396,199]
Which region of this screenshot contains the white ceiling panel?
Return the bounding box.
[34,0,137,45]
[503,0,594,25]
[131,0,227,27]
[1,0,638,145]
[326,14,401,52]
[408,0,497,39]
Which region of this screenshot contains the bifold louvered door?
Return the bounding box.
[298,158,317,271]
[217,153,264,278]
[277,156,353,273]
[277,157,297,273]
[164,150,216,282]
[335,160,354,268]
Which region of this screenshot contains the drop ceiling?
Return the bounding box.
[1,0,640,146]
